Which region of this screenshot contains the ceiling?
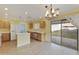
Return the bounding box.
[0,4,79,20]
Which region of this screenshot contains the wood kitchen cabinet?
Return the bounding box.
[4,22,10,29]
[40,21,46,29]
[30,32,41,41]
[2,33,10,42]
[0,20,10,29]
[28,22,33,30]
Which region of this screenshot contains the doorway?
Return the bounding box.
[51,20,61,45]
[51,19,78,50]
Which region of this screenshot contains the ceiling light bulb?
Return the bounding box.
[4,8,8,10]
[52,9,55,13]
[45,10,49,17]
[53,14,56,17]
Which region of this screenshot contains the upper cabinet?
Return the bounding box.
[28,20,46,31]
[4,22,10,29]
[40,21,46,29]
[0,20,10,29]
[28,22,33,30]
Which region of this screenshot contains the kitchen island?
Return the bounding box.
[16,32,30,47]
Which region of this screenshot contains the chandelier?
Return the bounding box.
[45,4,60,18]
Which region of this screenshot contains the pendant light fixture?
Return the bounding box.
[45,4,60,18]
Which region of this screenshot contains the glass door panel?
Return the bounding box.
[51,21,61,44]
[62,21,78,50]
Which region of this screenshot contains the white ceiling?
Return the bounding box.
[0,4,79,20]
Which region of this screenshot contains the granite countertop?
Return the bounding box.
[27,30,45,34]
[0,29,10,33]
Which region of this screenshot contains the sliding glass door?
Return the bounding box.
[51,19,78,50]
[51,20,61,44]
[62,20,78,50]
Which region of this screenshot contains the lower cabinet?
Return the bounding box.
[2,33,10,42]
[30,32,41,41]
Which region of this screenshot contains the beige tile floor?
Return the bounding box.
[0,40,79,55]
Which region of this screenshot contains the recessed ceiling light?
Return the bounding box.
[4,8,8,10]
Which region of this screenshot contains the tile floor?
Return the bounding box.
[0,40,79,55]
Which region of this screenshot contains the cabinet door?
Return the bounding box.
[0,21,4,28]
[40,21,46,29]
[37,33,41,41]
[4,22,10,28]
[29,22,33,29]
[0,21,10,29]
[2,33,10,42]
